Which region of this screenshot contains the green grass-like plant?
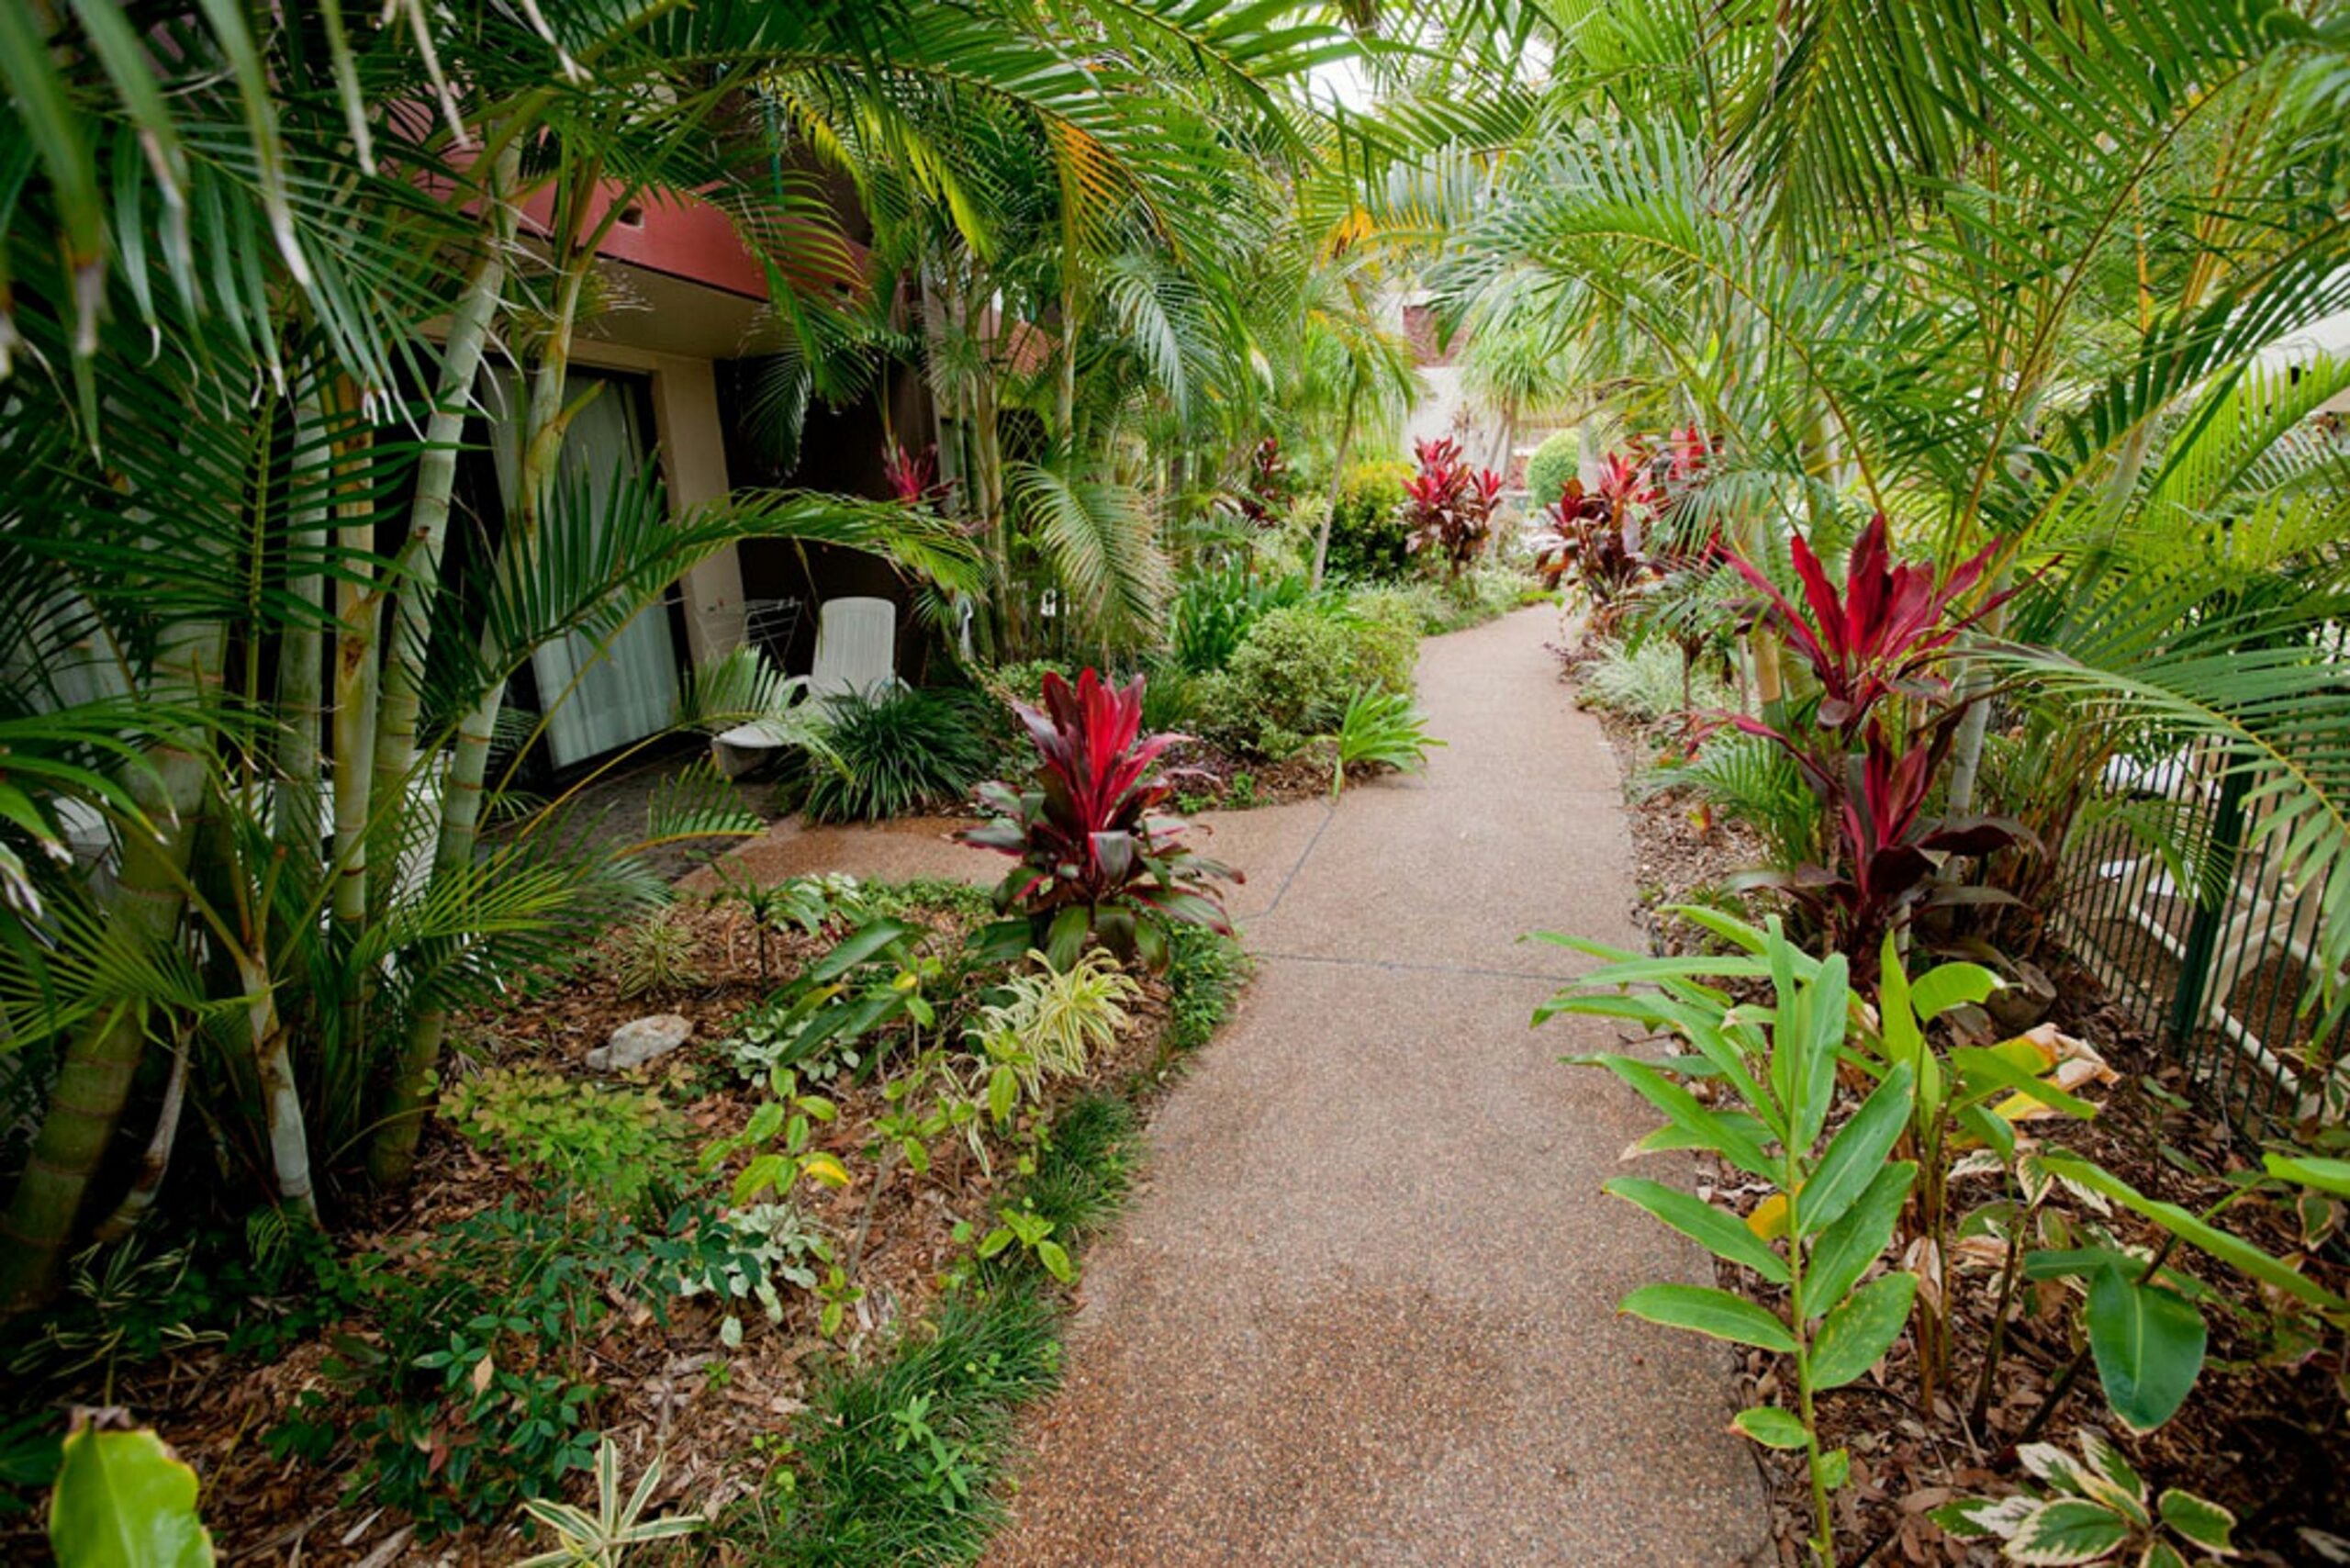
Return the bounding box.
[1329,688,1442,800]
[754,1283,1063,1566]
[1162,924,1249,1058]
[803,688,994,823]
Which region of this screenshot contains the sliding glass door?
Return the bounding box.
[485,369,680,769]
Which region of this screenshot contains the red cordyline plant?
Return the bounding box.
[1710,512,2033,963]
[1237,434,1292,527]
[961,669,1240,969]
[1720,511,2009,737]
[1400,436,1502,577]
[1534,452,1659,608]
[882,442,938,506]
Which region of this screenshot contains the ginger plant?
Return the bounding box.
[1539,916,1918,1564]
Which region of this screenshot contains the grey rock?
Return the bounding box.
[587,1013,692,1072]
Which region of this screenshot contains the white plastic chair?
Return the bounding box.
[711,597,900,776]
[807,596,900,704]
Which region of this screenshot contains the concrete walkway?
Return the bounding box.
[711,609,1766,1565]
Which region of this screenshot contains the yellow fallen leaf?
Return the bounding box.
[800,1153,852,1189]
[1746,1192,1789,1240]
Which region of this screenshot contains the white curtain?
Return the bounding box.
[486,370,681,768]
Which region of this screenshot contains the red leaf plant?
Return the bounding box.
[1533,452,1660,608]
[1728,711,2037,963]
[1237,434,1292,527]
[1718,510,2010,737]
[882,442,938,506]
[1707,512,2035,963]
[1400,436,1502,577]
[961,668,1240,969]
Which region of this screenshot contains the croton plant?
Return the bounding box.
[961,668,1239,969]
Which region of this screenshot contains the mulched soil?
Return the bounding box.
[1561,647,2350,1568]
[23,896,1181,1567]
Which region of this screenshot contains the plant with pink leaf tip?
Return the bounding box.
[1720,511,2009,738]
[961,668,1239,969]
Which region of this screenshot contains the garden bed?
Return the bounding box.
[0,880,1248,1566]
[1573,663,2350,1568]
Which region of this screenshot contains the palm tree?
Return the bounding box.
[1413,1,2350,1030]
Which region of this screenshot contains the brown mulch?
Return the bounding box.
[28,896,1182,1567]
[1565,650,2350,1568]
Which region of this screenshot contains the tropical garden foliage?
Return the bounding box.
[7,0,2350,1559]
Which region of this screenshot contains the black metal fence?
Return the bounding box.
[2056,734,2347,1133]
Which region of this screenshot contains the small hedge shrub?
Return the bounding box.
[1322,460,1415,581]
[1190,604,1416,758]
[1523,429,1582,510]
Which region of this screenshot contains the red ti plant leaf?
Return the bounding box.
[1400,436,1503,578]
[961,668,1240,969]
[882,441,938,506]
[1717,512,2012,737]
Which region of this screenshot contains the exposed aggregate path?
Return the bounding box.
[711,607,1768,1565]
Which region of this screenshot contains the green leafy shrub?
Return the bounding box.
[1191,605,1417,758]
[719,916,937,1084]
[274,1196,763,1538]
[1323,459,1415,581]
[1581,636,1729,722]
[1169,563,1309,674]
[442,1068,689,1212]
[1523,429,1582,509]
[1345,582,1453,637]
[1330,689,1443,799]
[804,688,993,823]
[1539,918,1920,1565]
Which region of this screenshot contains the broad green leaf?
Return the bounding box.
[1950,1046,2097,1120]
[1666,903,1776,957]
[1910,961,1999,1020]
[1729,1406,1809,1449]
[1797,1063,1913,1238]
[1617,1283,1796,1352]
[2155,1489,2236,1552]
[2140,1541,2188,1568]
[1804,1161,1916,1315]
[2002,1498,2132,1564]
[2086,1265,2206,1433]
[2266,1153,2350,1197]
[1605,1177,1790,1283]
[1816,1448,1850,1490]
[1035,1239,1077,1284]
[804,917,917,984]
[1579,1055,1777,1178]
[2046,1156,2350,1312]
[49,1426,214,1568]
[1807,1271,1918,1389]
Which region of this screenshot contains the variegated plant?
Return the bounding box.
[1932,1430,2236,1567]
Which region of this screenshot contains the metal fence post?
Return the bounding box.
[2165,756,2251,1051]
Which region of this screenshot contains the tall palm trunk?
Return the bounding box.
[0,623,221,1309]
[366,246,587,1188]
[327,378,382,1058]
[370,148,518,879]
